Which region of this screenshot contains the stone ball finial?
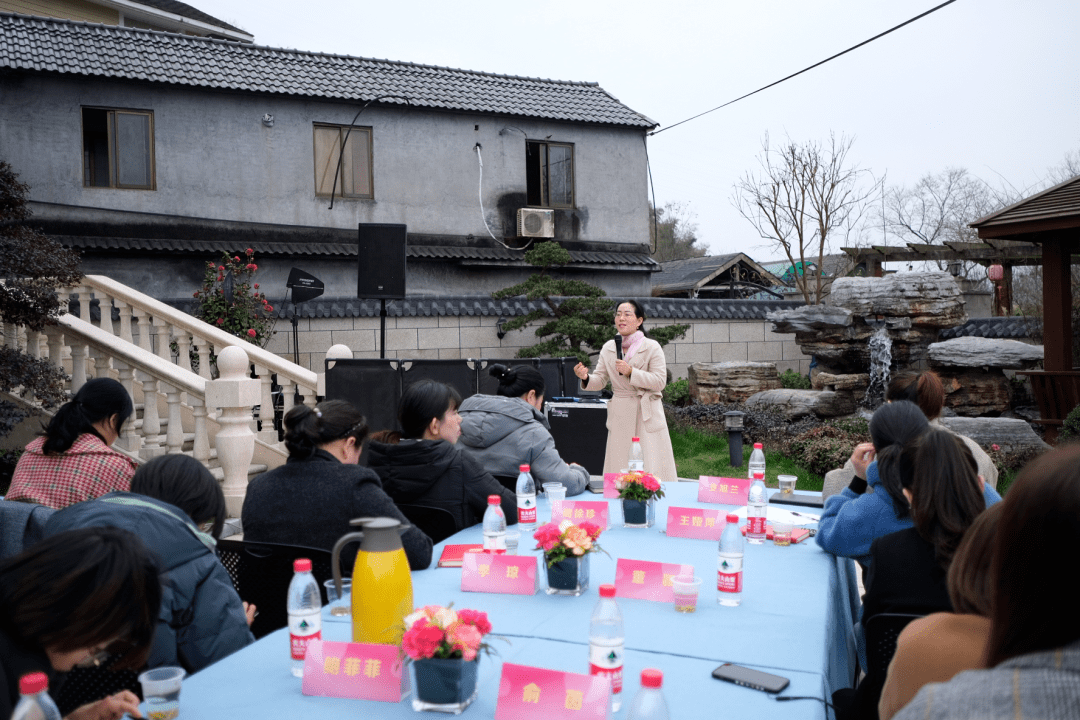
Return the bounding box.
[217,345,250,379]
[326,344,352,360]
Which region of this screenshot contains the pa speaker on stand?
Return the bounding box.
[358,223,407,358]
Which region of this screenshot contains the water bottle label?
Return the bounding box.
[718,557,743,593]
[588,644,624,694]
[518,495,536,524]
[747,516,767,535]
[289,613,322,660]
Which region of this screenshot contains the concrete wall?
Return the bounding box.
[0,74,650,245]
[275,315,812,381]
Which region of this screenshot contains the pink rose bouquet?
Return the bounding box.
[616,471,665,502]
[533,518,606,568]
[401,605,495,662]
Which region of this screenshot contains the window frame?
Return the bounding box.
[526,140,575,209]
[81,107,156,191]
[312,123,374,200]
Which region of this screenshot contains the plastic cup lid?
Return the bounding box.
[19,672,48,695]
[519,464,530,472]
[641,669,663,688]
[487,494,501,504]
[599,584,616,598]
[293,558,312,573]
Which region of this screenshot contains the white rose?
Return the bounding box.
[434,607,458,628]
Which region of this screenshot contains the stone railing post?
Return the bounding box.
[206,345,260,517]
[318,343,353,397]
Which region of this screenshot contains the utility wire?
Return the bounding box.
[650,0,959,136]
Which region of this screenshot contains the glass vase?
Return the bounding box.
[410,657,479,714]
[622,497,655,528]
[545,554,590,596]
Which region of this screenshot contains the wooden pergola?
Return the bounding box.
[969,175,1080,440]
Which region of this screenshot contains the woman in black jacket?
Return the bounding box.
[242,400,432,570]
[368,381,516,538]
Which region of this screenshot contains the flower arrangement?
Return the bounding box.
[401,605,494,662]
[533,519,605,567]
[191,249,276,348]
[616,471,665,503]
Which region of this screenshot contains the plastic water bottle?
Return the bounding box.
[747,474,768,545]
[516,464,537,528]
[287,557,322,677]
[718,512,744,606]
[11,673,62,720]
[626,668,670,720]
[482,494,507,553]
[589,584,625,713]
[748,442,766,479]
[628,437,644,472]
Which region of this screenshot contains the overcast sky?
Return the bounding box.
[210,0,1078,259]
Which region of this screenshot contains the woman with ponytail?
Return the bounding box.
[7,378,137,509]
[241,399,432,570]
[457,364,588,496]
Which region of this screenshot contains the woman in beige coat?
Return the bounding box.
[573,301,678,483]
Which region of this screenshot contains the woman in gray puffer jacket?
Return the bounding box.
[458,365,589,497]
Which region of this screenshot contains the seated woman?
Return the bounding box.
[458,364,588,496]
[243,400,432,570]
[847,429,989,720]
[0,526,161,720]
[823,371,997,499]
[878,503,1001,720]
[6,378,138,509]
[44,454,255,678]
[816,401,1001,567]
[894,445,1080,720]
[368,380,516,537]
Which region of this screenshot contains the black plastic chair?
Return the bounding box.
[396,503,461,545]
[833,612,924,720]
[216,539,336,639]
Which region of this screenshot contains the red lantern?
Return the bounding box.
[987,263,1004,281]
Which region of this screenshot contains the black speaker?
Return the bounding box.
[545,400,609,475]
[358,223,407,299]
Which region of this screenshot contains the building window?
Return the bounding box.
[82,108,155,190]
[526,140,574,208]
[313,124,373,199]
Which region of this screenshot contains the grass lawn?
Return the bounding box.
[671,426,824,491]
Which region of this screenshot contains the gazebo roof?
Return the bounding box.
[969,174,1080,240]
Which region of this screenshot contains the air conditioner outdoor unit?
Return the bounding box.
[517,208,555,238]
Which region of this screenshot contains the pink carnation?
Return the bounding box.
[446,623,483,661]
[402,620,445,660]
[579,521,602,540]
[456,609,492,636]
[643,476,661,492]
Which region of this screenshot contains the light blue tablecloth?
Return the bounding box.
[180,483,858,718]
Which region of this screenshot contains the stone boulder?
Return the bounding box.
[812,372,870,392]
[767,305,853,334]
[827,272,968,328]
[744,389,856,420]
[939,370,1011,417]
[928,337,1043,369]
[939,417,1050,454]
[688,361,781,405]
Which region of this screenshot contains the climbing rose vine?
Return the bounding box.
[192,249,276,347]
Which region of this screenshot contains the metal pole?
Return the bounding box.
[380,298,387,359]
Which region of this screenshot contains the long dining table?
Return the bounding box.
[181,482,859,718]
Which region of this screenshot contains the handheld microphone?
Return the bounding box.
[615,334,623,360]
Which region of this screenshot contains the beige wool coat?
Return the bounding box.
[581,337,678,483]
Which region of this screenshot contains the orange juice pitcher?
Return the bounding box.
[331,517,414,644]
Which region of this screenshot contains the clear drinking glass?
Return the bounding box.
[671,576,701,613]
[543,483,566,523]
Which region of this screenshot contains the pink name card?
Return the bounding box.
[495,662,611,720]
[614,558,694,603]
[665,506,726,540]
[697,476,751,505]
[557,500,610,529]
[461,552,538,595]
[602,473,620,498]
[301,640,406,702]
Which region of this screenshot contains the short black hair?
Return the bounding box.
[0,526,162,670]
[398,380,462,440]
[131,454,227,538]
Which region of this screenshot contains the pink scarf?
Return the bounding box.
[621,331,645,361]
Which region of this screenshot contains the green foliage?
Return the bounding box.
[192,250,277,348]
[1059,403,1080,442]
[668,425,823,490]
[0,161,80,436]
[782,416,871,477]
[649,201,707,263]
[492,241,689,363]
[779,369,811,389]
[0,447,23,495]
[663,378,689,406]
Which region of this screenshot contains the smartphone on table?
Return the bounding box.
[711,663,790,693]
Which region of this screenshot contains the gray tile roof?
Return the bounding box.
[165,295,802,320]
[939,317,1041,340]
[651,254,742,293]
[131,0,247,35]
[0,12,656,128]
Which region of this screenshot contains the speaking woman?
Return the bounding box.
[572,300,677,483]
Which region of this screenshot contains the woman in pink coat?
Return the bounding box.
[573,300,678,482]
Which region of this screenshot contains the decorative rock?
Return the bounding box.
[744,389,856,420]
[938,370,1011,417]
[928,337,1043,369]
[826,272,968,329]
[939,417,1050,454]
[812,372,870,392]
[688,361,781,405]
[767,305,853,334]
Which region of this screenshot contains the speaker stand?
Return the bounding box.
[380,298,387,359]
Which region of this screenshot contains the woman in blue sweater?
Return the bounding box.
[815,400,1001,568]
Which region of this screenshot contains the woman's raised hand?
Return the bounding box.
[573,362,589,381]
[850,442,876,479]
